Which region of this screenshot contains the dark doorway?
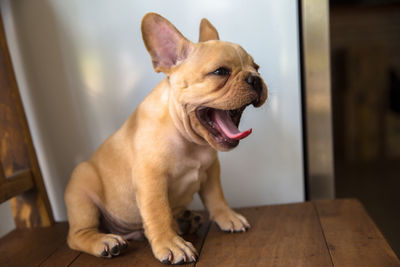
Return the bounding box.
[330,0,400,256]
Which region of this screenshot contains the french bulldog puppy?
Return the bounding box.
[65,13,267,264]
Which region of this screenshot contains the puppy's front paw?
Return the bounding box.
[151,234,198,264]
[92,233,128,258]
[213,209,251,233]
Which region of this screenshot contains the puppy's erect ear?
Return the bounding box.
[199,18,219,42]
[141,13,192,73]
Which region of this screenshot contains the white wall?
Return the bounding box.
[1,0,303,225]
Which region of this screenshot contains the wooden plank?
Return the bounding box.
[40,243,81,267]
[0,169,34,202]
[0,222,68,267]
[197,203,333,267]
[314,199,400,267]
[70,220,210,266]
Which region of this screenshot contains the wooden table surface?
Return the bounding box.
[0,199,398,266]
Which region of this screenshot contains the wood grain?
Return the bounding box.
[0,169,34,202]
[0,11,54,227]
[70,220,210,267]
[0,158,5,182]
[0,200,398,266]
[314,199,400,267]
[40,243,81,267]
[0,10,31,182]
[197,203,333,267]
[0,223,68,267]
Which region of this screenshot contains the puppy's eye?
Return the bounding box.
[212,67,231,76]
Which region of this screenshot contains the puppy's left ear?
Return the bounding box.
[142,13,192,73]
[199,18,219,42]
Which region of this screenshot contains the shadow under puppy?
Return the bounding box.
[65,13,268,264]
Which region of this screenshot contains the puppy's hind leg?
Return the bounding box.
[65,162,127,258]
[175,210,204,235]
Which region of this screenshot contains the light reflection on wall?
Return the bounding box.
[79,50,104,96]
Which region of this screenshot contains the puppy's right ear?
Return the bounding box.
[142,13,192,74]
[199,18,219,42]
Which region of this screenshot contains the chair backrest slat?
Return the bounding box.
[0,169,34,203]
[0,11,54,228]
[0,162,5,183]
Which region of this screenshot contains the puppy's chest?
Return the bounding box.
[168,148,215,199]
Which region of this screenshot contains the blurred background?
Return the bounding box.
[330,0,400,256]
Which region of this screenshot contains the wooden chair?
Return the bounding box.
[0,10,61,264]
[0,12,53,230]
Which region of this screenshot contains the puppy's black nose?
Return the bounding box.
[246,75,262,96]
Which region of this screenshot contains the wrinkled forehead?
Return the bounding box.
[188,41,253,69]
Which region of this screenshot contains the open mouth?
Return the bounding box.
[195,105,252,148]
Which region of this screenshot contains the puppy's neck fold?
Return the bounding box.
[166,83,207,146]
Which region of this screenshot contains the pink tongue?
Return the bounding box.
[212,110,252,140]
